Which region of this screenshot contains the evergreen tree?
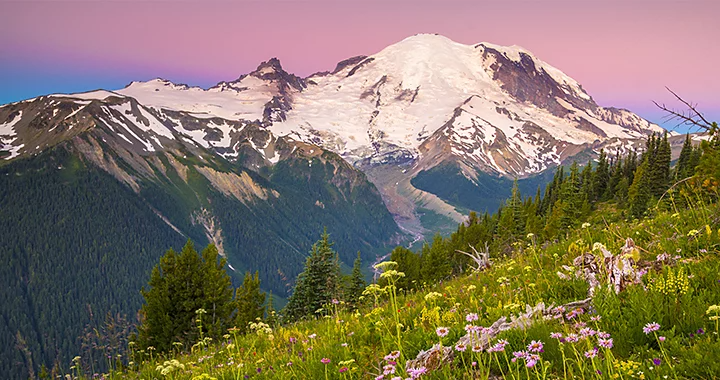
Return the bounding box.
[265,292,278,328]
[628,160,652,219]
[420,234,451,283]
[390,246,420,290]
[497,180,525,241]
[345,252,367,308]
[234,271,266,333]
[675,134,694,180]
[200,244,234,340]
[593,149,610,201]
[283,231,341,322]
[649,132,672,197]
[136,241,233,352]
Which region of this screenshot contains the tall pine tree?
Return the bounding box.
[283,230,341,322]
[136,241,233,352]
[234,271,266,333]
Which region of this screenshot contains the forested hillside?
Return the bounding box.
[77,125,720,379]
[0,135,401,378]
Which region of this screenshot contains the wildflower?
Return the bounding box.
[658,336,666,342]
[286,362,293,366]
[526,354,540,368]
[309,333,317,339]
[391,377,402,380]
[597,331,611,339]
[590,316,601,322]
[527,340,544,353]
[584,349,598,359]
[332,298,339,304]
[598,338,613,349]
[339,367,348,373]
[472,361,477,366]
[455,343,467,352]
[582,222,591,229]
[580,328,597,337]
[697,328,705,335]
[550,332,563,340]
[289,337,296,344]
[511,351,527,362]
[375,376,384,380]
[652,358,662,366]
[466,313,479,322]
[383,364,396,375]
[436,327,449,337]
[407,366,427,378]
[384,351,400,360]
[472,345,483,353]
[565,333,579,343]
[321,358,330,365]
[643,322,660,334]
[341,343,348,347]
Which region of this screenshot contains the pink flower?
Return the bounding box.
[598,338,613,349]
[466,313,479,322]
[407,366,427,379]
[565,333,579,343]
[550,332,563,340]
[339,367,348,373]
[597,331,611,339]
[579,328,597,337]
[527,340,544,353]
[321,358,330,365]
[383,364,396,375]
[584,349,597,359]
[455,343,467,352]
[436,327,449,337]
[658,336,666,342]
[643,322,660,334]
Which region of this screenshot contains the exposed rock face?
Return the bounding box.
[0,33,673,239]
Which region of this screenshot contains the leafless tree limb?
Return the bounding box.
[653,87,715,132]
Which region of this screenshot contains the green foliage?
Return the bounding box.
[234,271,266,334]
[0,146,186,378]
[344,252,367,309]
[136,241,234,353]
[283,231,342,322]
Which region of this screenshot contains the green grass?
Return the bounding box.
[74,201,720,379]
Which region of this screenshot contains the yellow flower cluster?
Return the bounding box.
[418,305,441,327]
[613,359,643,378]
[156,359,185,376]
[648,267,690,297]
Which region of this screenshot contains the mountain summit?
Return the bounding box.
[0,34,666,231]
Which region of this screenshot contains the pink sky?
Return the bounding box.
[1,0,718,130]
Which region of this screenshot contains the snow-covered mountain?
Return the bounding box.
[0,33,670,236]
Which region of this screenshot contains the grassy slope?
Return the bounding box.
[95,201,720,379]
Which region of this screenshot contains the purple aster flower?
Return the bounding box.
[455,343,467,352]
[584,349,597,359]
[550,332,563,340]
[643,322,660,334]
[598,338,613,349]
[466,313,479,322]
[653,358,662,366]
[527,340,544,353]
[436,327,449,337]
[321,358,331,365]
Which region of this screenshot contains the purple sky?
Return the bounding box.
[1,0,718,132]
